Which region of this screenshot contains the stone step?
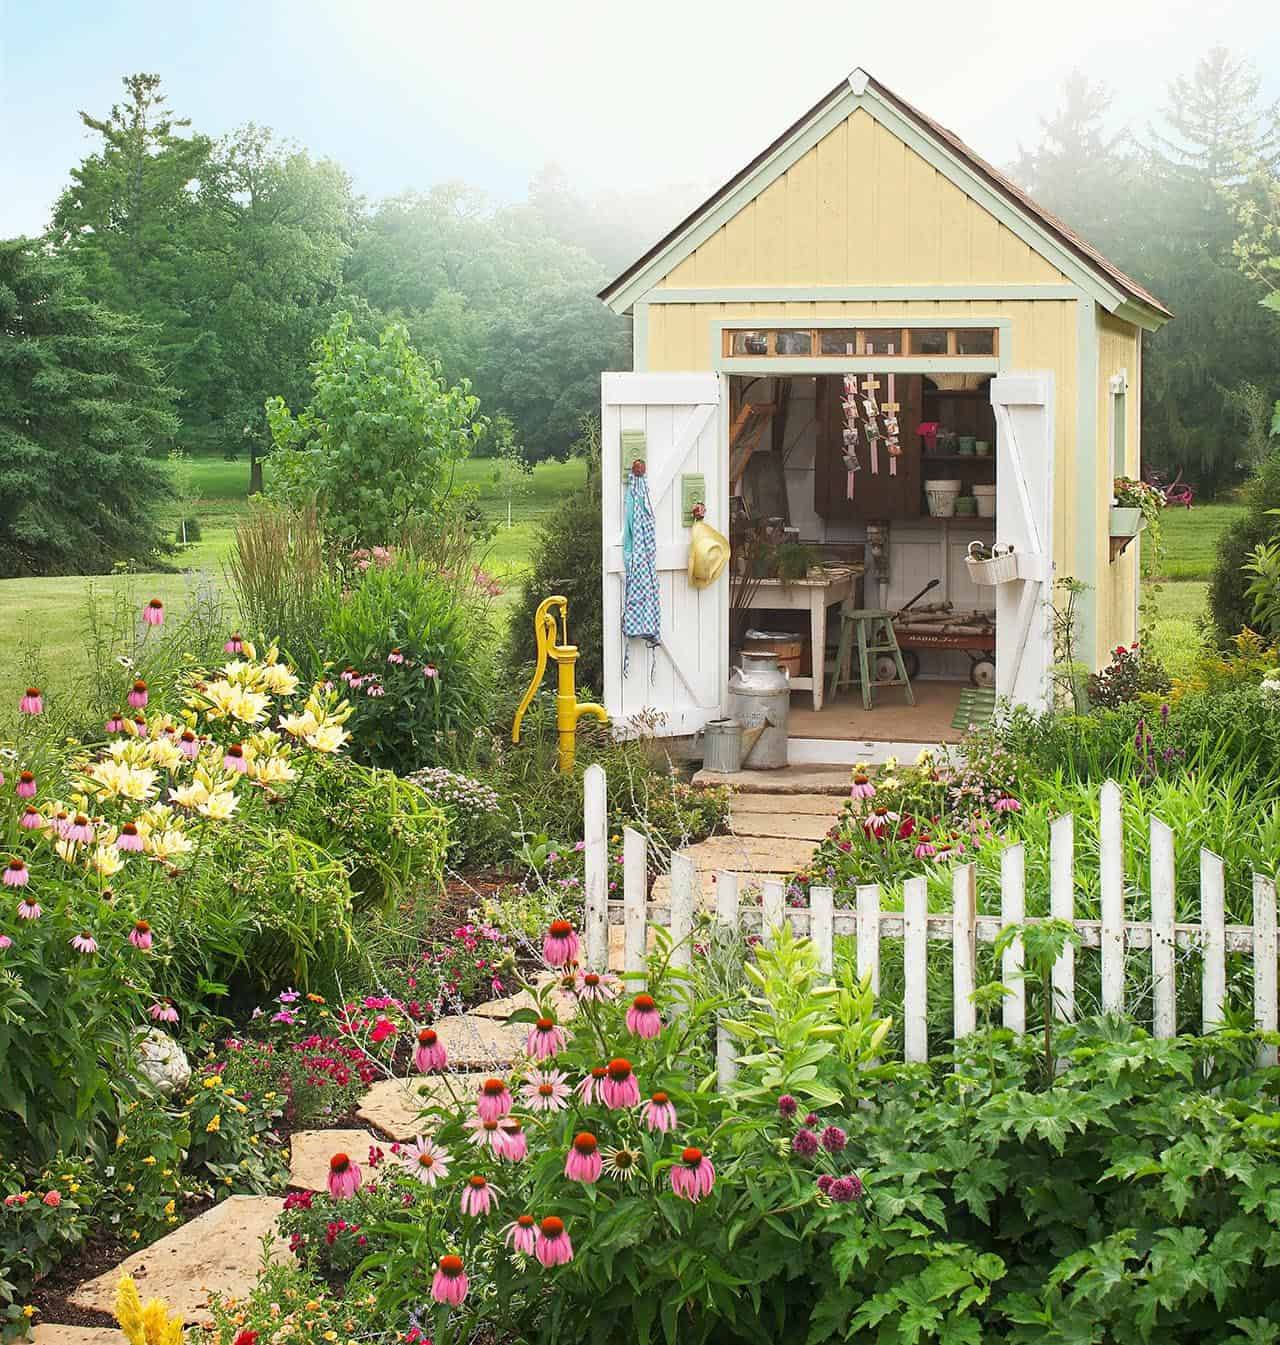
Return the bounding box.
[430,1013,524,1067]
[358,1072,489,1142]
[470,982,576,1021]
[35,1329,118,1345]
[730,810,836,842]
[732,791,848,816]
[693,765,853,795]
[650,869,794,909]
[288,1128,379,1192]
[69,1195,286,1326]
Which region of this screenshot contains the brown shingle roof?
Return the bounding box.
[599,72,1171,321]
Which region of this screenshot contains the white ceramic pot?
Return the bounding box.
[925,479,962,518]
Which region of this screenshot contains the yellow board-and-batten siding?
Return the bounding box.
[1096,310,1144,657]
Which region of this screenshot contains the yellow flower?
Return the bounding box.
[195,791,238,821]
[164,1200,176,1216]
[70,1183,80,1193]
[89,844,124,877]
[206,1114,221,1133]
[141,1155,157,1166]
[129,1229,141,1240]
[203,1076,219,1088]
[115,1275,145,1345]
[22,1306,35,1319]
[117,1131,128,1148]
[304,724,349,754]
[323,1332,337,1342]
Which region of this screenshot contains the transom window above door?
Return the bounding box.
[723,327,999,359]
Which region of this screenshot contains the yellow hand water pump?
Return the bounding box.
[512,595,608,773]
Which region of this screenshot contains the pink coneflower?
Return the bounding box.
[327,1153,362,1199]
[671,1147,716,1202]
[626,993,662,1039]
[913,835,937,859]
[542,919,579,968]
[527,1016,567,1060]
[576,1066,608,1105]
[850,772,876,799]
[64,814,93,845]
[149,999,179,1023]
[223,743,247,773]
[105,714,126,734]
[364,682,385,698]
[17,898,40,920]
[863,807,899,839]
[3,858,29,888]
[463,1115,511,1156]
[521,1068,571,1113]
[413,1027,448,1073]
[386,648,406,665]
[20,806,41,830]
[504,1214,537,1256]
[477,1077,513,1123]
[423,663,439,680]
[643,1091,678,1133]
[401,1137,450,1187]
[118,823,144,853]
[142,598,164,627]
[178,730,199,760]
[15,771,36,799]
[0,935,11,950]
[129,918,153,948]
[601,1058,640,1109]
[535,1215,574,1267]
[574,969,621,1002]
[71,931,98,955]
[224,633,244,655]
[460,1173,499,1216]
[564,1132,602,1183]
[994,796,1021,813]
[127,680,148,709]
[19,688,43,716]
[499,1118,528,1162]
[431,1255,468,1306]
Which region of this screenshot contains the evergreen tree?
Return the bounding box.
[0,238,178,576]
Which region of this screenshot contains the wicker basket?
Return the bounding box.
[964,541,1017,585]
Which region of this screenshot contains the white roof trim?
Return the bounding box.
[603,72,1154,323]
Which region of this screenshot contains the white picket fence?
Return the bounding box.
[577,766,1280,1074]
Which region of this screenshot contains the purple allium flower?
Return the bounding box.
[804,1113,821,1128]
[816,1174,834,1195]
[777,1094,798,1118]
[791,1128,819,1158]
[821,1125,847,1153]
[829,1176,860,1203]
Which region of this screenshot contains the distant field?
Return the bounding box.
[1156,503,1244,580]
[0,453,585,706]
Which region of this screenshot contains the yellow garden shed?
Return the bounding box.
[598,68,1171,764]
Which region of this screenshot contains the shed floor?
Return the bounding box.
[788,680,966,744]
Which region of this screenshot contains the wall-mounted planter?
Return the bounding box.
[1109,506,1146,560]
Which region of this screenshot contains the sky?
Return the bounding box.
[3,0,1279,241]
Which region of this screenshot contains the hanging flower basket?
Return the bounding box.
[1109,506,1147,539]
[964,541,1017,586]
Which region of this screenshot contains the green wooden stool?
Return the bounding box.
[828,606,916,710]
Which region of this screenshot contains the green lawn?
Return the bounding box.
[1143,580,1210,679]
[1155,503,1244,580]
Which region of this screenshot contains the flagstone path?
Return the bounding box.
[43,771,855,1331]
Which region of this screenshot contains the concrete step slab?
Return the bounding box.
[69,1195,286,1326]
[430,1013,524,1067]
[693,766,853,794]
[730,811,837,842]
[358,1072,489,1141]
[732,791,848,816]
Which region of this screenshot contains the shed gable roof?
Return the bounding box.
[600,69,1171,328]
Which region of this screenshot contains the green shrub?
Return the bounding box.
[309,551,497,774]
[507,466,603,691]
[1210,445,1280,640]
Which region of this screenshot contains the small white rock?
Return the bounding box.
[135,1027,191,1095]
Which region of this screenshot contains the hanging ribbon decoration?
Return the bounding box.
[841,373,861,501]
[884,342,901,476]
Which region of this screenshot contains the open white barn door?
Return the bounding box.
[990,373,1054,711]
[602,372,727,737]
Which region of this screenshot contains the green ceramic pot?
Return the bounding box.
[957,436,976,455]
[953,496,979,516]
[975,440,991,456]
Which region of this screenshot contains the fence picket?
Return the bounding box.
[1100,781,1125,1013]
[903,877,929,1063]
[856,884,881,995]
[622,827,647,985]
[952,865,977,1038]
[715,872,740,1088]
[810,886,835,977]
[1200,849,1226,1033]
[668,852,695,982]
[1050,814,1075,1022]
[1149,817,1176,1038]
[1001,845,1026,1034]
[1254,874,1278,1067]
[583,764,609,971]
[762,880,785,944]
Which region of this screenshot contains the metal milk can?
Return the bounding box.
[726,651,791,769]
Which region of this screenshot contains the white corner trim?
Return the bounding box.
[847,68,870,95]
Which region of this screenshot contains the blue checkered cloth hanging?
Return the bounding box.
[622,471,660,676]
